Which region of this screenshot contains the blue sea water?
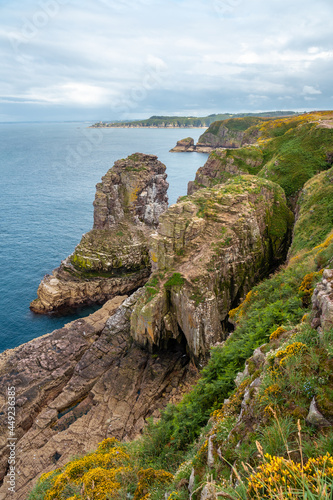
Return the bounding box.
[0,123,208,352]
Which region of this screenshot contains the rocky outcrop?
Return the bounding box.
[311,269,333,331]
[0,292,198,499]
[187,147,264,195]
[170,137,195,152]
[170,137,213,153]
[30,153,168,314]
[131,175,294,362]
[194,117,265,150]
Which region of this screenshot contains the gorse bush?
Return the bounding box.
[28,438,172,500]
[247,453,333,499]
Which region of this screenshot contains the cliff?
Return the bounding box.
[131,175,293,362]
[0,293,198,499]
[196,116,266,149]
[91,111,296,129]
[30,153,168,314]
[6,112,333,499]
[28,158,333,499]
[188,111,333,199]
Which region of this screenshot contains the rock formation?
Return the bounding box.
[169,117,266,153]
[187,147,263,195]
[187,112,333,199]
[170,137,195,152]
[196,116,264,149]
[0,292,198,499]
[30,153,168,314]
[131,175,293,362]
[311,269,333,331]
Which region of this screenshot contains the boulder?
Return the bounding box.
[306,397,332,427]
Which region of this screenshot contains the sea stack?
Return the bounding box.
[30,153,169,314]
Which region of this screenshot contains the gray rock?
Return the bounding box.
[200,483,217,500]
[188,468,195,493]
[306,398,331,427]
[207,434,216,468]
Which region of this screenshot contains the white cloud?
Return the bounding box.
[302,85,322,95]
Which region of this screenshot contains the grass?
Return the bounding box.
[164,273,185,289]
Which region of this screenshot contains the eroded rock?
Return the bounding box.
[306,397,332,427]
[30,154,168,314]
[0,292,197,499]
[188,147,263,195]
[131,175,293,361]
[311,269,333,331]
[170,137,195,152]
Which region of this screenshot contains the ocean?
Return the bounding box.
[0,122,208,352]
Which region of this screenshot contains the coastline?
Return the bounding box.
[89,125,209,129]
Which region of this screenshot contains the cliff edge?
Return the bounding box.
[30,153,168,314]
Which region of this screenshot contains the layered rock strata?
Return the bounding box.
[0,292,197,499]
[30,153,168,314]
[131,175,294,362]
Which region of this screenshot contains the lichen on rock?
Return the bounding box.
[30,153,168,314]
[131,175,293,362]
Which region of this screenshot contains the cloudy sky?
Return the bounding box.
[1,0,333,122]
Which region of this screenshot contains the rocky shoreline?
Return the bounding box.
[0,293,198,499]
[3,111,333,499]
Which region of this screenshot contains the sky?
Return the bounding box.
[1,0,333,122]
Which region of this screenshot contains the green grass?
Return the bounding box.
[258,123,333,197]
[289,167,333,255]
[164,273,185,289]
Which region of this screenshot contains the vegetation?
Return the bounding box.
[195,111,333,199]
[90,112,296,129]
[29,112,333,500]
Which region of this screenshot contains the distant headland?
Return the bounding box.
[90,111,297,129]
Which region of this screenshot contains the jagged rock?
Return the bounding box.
[311,269,333,331]
[131,175,293,361]
[30,154,168,314]
[251,346,266,368]
[93,153,168,229]
[170,137,195,152]
[207,434,216,468]
[235,365,249,387]
[306,397,332,427]
[189,468,195,493]
[0,291,197,499]
[188,147,263,195]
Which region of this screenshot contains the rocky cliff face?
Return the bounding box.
[187,113,333,200]
[195,116,265,149]
[131,175,293,362]
[30,154,168,314]
[187,147,264,195]
[0,293,197,499]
